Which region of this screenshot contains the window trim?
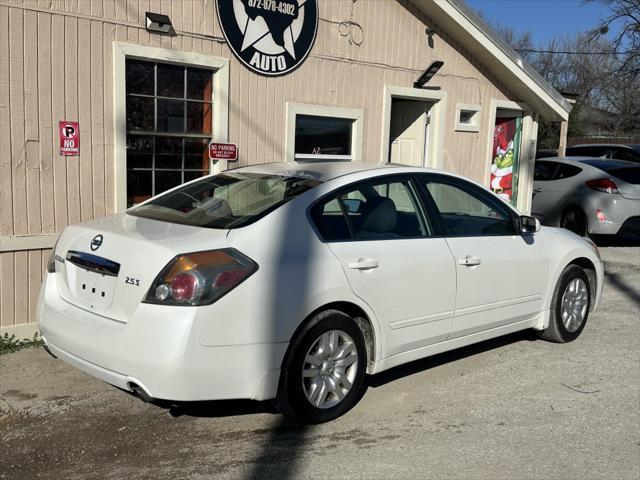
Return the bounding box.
[414,173,520,238]
[114,42,230,212]
[285,102,364,163]
[454,103,481,132]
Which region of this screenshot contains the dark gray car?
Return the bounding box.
[531,157,640,237]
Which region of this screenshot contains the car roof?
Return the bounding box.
[569,144,640,152]
[578,158,639,170]
[229,161,418,182]
[537,156,638,170]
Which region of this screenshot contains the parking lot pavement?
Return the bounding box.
[1,247,639,480]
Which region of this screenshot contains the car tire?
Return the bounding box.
[538,264,591,343]
[560,206,588,237]
[276,310,367,424]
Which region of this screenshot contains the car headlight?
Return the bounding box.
[142,248,258,306]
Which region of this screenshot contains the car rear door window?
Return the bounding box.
[534,161,558,181]
[553,164,582,179]
[311,177,430,241]
[418,176,517,236]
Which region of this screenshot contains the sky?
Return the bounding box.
[465,0,615,45]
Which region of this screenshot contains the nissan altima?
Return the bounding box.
[38,162,603,423]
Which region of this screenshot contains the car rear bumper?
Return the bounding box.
[38,274,286,402]
[583,195,639,236]
[618,216,640,237]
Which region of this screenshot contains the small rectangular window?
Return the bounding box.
[454,104,481,132]
[294,115,353,161]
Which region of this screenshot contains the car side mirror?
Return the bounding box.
[519,215,541,234]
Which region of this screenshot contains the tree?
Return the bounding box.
[589,0,640,79]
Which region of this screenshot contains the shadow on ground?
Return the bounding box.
[369,329,539,388]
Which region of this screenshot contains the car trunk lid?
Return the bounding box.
[53,213,230,322]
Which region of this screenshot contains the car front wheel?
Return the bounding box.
[276,310,367,424]
[538,264,591,343]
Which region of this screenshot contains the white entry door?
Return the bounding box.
[389,100,430,167]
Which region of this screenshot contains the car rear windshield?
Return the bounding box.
[127,172,322,229]
[609,168,640,185]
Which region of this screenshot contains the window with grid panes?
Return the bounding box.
[125,59,214,207]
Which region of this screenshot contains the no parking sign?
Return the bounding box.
[59,121,80,156]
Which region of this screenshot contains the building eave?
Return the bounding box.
[413,0,572,121]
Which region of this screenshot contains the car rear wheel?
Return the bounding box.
[276,310,367,424]
[560,207,588,236]
[538,264,590,343]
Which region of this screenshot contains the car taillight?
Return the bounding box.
[585,178,619,194]
[47,237,60,273]
[143,248,257,306]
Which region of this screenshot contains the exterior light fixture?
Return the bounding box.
[145,12,176,35]
[414,60,444,88]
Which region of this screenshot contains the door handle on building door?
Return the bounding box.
[458,255,481,266]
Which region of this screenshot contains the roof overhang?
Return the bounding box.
[412,0,572,121]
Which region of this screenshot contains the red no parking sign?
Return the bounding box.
[59,121,80,156]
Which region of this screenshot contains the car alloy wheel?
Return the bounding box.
[276,310,367,424]
[538,264,591,343]
[560,278,589,333]
[301,330,359,409]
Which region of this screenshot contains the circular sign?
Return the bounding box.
[60,122,78,139]
[217,0,318,77]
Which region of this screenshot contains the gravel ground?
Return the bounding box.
[1,247,638,480]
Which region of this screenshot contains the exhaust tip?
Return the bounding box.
[129,383,154,403]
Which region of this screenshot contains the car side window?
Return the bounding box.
[420,177,517,237]
[614,150,640,162]
[553,164,582,180]
[311,178,430,241]
[534,161,558,181]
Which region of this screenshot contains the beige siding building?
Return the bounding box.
[0,0,570,336]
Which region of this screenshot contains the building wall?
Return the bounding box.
[0,0,525,330]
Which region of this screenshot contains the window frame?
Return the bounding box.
[454,103,481,133]
[308,174,434,243]
[413,173,520,238]
[125,60,215,207]
[286,102,364,163]
[114,42,230,212]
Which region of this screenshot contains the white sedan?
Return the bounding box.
[38,162,603,423]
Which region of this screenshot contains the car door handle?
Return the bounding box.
[458,255,481,267]
[348,258,379,270]
[533,187,543,193]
